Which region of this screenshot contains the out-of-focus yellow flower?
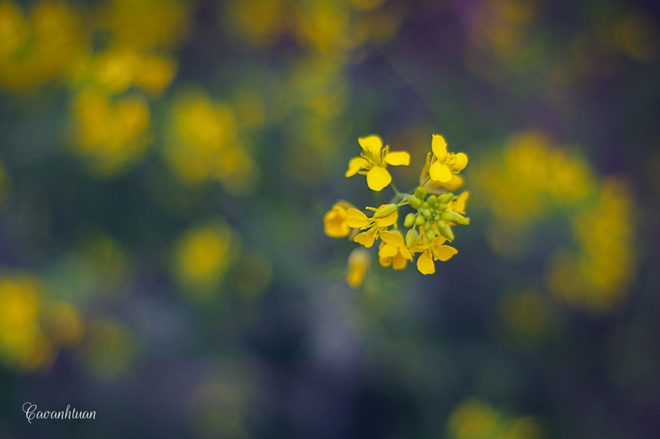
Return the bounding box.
[548,178,636,313]
[223,0,290,47]
[72,88,152,176]
[294,0,355,53]
[378,229,412,270]
[474,131,594,229]
[97,0,192,51]
[447,398,544,439]
[0,1,87,92]
[173,222,236,295]
[447,398,500,439]
[45,302,84,348]
[346,248,370,288]
[324,200,356,238]
[92,48,178,96]
[0,275,42,368]
[0,274,59,371]
[346,135,410,191]
[346,204,398,247]
[164,89,257,195]
[428,134,469,184]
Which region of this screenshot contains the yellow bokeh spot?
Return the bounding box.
[164,89,257,195]
[72,88,152,176]
[173,223,236,296]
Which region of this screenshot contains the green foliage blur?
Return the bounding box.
[0,0,659,438]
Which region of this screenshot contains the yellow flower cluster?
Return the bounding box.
[163,89,258,195]
[222,0,401,53]
[325,134,471,287]
[172,222,236,298]
[0,273,83,372]
[69,0,193,176]
[447,398,544,439]
[475,132,594,227]
[475,131,638,313]
[0,0,194,176]
[548,178,636,313]
[0,1,86,91]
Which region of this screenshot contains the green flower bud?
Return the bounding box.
[406,229,419,248]
[424,220,433,230]
[415,215,425,226]
[423,209,432,219]
[441,210,470,225]
[437,203,447,211]
[434,215,441,222]
[437,220,455,241]
[404,213,416,228]
[408,196,422,209]
[414,187,427,200]
[427,195,437,205]
[438,193,453,204]
[425,228,436,241]
[374,203,398,218]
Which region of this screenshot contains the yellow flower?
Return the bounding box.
[324,200,356,238]
[346,248,370,288]
[410,234,458,275]
[346,204,398,248]
[173,223,235,294]
[429,134,468,183]
[346,135,410,191]
[449,191,469,214]
[378,229,412,270]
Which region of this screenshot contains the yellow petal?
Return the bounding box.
[380,230,404,247]
[430,162,452,182]
[375,211,398,227]
[432,174,464,191]
[399,244,412,260]
[392,252,408,270]
[435,245,457,262]
[431,134,447,158]
[347,249,370,288]
[346,208,371,228]
[379,256,392,267]
[323,207,349,238]
[354,231,375,248]
[453,153,468,171]
[358,135,383,155]
[378,244,398,258]
[366,166,392,191]
[384,151,410,166]
[416,251,435,275]
[346,157,370,177]
[431,236,448,247]
[452,192,469,214]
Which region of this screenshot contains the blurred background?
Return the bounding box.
[0,0,659,437]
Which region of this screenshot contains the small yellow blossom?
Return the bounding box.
[378,229,412,270]
[324,200,356,238]
[346,248,370,288]
[410,235,458,275]
[428,134,468,183]
[346,135,410,191]
[346,204,398,248]
[173,222,235,294]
